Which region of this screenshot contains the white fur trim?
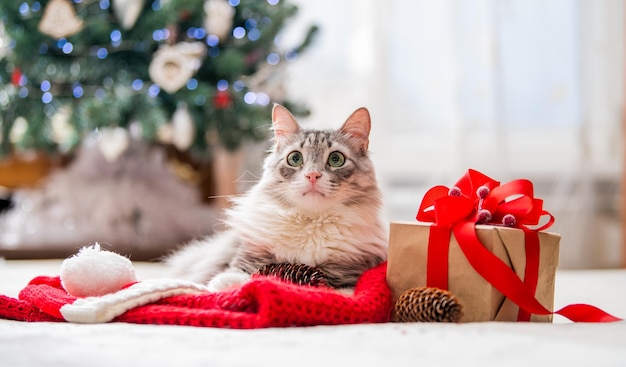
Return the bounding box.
[207,270,250,292]
[60,279,208,323]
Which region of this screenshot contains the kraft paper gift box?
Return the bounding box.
[386,221,561,322]
[385,169,564,323]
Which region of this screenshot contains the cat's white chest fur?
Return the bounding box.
[268,212,345,264]
[228,195,379,266]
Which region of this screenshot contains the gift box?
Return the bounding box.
[386,169,562,323]
[387,221,560,322]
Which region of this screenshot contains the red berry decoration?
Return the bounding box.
[476,209,492,224]
[502,214,517,227]
[394,287,464,323]
[476,185,490,199]
[448,186,462,197]
[255,263,328,287]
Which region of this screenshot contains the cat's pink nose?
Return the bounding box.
[305,171,322,184]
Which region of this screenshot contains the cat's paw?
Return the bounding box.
[207,270,251,292]
[336,287,355,296]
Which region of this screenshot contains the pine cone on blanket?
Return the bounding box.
[255,263,329,287]
[394,287,463,323]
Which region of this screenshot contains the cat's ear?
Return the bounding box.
[272,104,300,148]
[340,107,371,153]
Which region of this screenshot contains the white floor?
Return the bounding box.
[0,259,625,367]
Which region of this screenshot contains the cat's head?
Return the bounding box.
[260,104,381,213]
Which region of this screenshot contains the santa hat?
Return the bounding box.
[0,245,393,328]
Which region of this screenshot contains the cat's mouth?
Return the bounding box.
[303,187,326,197]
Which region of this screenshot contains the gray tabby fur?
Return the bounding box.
[165,105,388,290]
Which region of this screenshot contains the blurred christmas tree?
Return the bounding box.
[0,0,318,258]
[0,0,318,159]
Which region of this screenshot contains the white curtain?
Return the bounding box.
[282,0,624,268]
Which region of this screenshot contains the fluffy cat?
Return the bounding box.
[165,104,388,291]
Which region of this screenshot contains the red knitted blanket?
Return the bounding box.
[0,262,392,328]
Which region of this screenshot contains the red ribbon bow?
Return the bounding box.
[417,169,554,230]
[416,169,621,323]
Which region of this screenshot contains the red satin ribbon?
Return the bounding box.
[518,229,539,322]
[417,169,622,323]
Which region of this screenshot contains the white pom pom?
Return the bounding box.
[60,243,137,297]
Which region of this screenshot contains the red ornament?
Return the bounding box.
[213,90,233,110]
[245,50,262,66]
[179,10,192,21]
[11,68,23,86]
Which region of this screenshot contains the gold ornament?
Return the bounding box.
[171,103,195,151]
[149,42,206,94]
[38,0,84,40]
[96,127,130,163]
[0,23,9,59]
[167,159,200,185]
[9,117,28,144]
[112,0,145,30]
[50,105,76,150]
[156,123,173,144]
[204,0,235,40]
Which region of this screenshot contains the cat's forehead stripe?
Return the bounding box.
[301,131,333,148]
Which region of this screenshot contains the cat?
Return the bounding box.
[165,104,388,291]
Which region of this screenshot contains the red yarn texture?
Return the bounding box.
[0,263,392,328]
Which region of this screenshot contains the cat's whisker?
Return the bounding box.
[254,122,272,132]
[266,189,293,206]
[205,194,241,200]
[234,170,262,183]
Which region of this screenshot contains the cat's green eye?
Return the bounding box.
[287,151,303,167]
[327,151,345,167]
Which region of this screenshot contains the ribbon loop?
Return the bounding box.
[416,185,450,222]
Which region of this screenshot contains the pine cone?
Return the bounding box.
[394,287,464,323]
[255,263,328,287]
